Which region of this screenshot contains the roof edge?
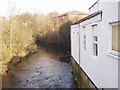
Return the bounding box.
[72,10,102,25]
[89,0,99,10]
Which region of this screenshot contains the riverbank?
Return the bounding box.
[2,42,71,76]
[35,34,71,53]
[6,51,38,74]
[1,44,38,76]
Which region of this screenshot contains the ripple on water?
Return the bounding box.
[2,47,77,88]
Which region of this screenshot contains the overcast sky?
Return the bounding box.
[0,0,119,17]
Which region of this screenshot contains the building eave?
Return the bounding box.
[109,20,120,24]
[89,0,99,10]
[72,10,102,25]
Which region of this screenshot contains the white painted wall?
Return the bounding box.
[89,2,100,14]
[71,24,80,64]
[71,1,119,88]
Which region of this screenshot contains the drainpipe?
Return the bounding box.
[78,23,82,87]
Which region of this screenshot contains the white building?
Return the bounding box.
[71,0,120,88]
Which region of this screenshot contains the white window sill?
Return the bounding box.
[108,52,120,60]
[92,55,98,58]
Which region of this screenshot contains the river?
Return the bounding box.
[2,45,77,88]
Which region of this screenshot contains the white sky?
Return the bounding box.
[0,0,119,17]
[0,0,98,16]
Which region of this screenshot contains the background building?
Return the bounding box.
[57,10,88,26]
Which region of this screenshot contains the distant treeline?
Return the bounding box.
[36,21,72,52]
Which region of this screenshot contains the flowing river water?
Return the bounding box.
[2,45,77,88]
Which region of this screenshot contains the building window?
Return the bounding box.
[94,36,98,41]
[112,25,120,52]
[83,26,86,29]
[93,36,98,56]
[83,35,86,50]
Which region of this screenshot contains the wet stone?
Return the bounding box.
[18,80,22,83]
[23,84,27,86]
[26,79,29,82]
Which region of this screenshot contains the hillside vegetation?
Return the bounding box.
[0,13,53,75]
[0,11,85,75]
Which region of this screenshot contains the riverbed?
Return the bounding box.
[2,45,77,88]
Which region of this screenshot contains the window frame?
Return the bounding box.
[83,26,87,51]
[93,36,98,56]
[83,35,86,50]
[109,22,120,58]
[92,24,98,56]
